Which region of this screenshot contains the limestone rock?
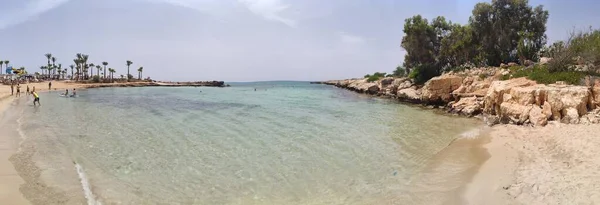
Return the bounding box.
[421,75,463,104]
[561,108,580,124]
[450,96,482,116]
[528,106,548,126]
[508,62,518,67]
[397,87,421,102]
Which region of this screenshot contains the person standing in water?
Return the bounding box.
[32,91,40,106]
[63,89,69,96]
[72,88,76,97]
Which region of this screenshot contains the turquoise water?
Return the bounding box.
[5,82,483,204]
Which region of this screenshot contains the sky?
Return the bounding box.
[0,0,599,82]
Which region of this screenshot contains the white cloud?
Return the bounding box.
[339,32,365,44]
[237,0,296,27]
[0,0,71,30]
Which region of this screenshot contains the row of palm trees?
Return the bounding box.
[42,53,145,82]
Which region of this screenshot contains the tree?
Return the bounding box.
[40,66,47,76]
[469,0,548,65]
[0,61,3,75]
[51,56,57,76]
[126,60,133,81]
[70,65,74,80]
[45,53,52,67]
[401,15,452,82]
[393,65,407,77]
[81,54,89,79]
[102,62,108,79]
[138,67,143,80]
[96,65,101,77]
[109,68,115,81]
[88,63,94,79]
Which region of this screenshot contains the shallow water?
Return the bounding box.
[4,82,485,204]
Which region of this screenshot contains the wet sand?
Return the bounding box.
[0,81,87,205]
[0,93,30,204]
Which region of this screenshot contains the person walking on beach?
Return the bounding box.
[26,85,30,96]
[10,83,14,95]
[16,84,21,97]
[32,91,40,106]
[48,81,52,90]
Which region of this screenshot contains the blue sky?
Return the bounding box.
[0,0,599,82]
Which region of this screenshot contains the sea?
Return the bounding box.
[1,81,487,205]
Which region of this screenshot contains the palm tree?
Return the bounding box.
[40,66,46,76]
[45,53,52,66]
[69,65,74,80]
[57,64,62,79]
[73,58,80,81]
[51,56,57,75]
[126,60,132,81]
[96,65,101,78]
[108,68,114,81]
[88,63,94,79]
[81,54,89,79]
[102,62,108,79]
[137,67,143,80]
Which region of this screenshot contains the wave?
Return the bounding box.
[75,162,103,205]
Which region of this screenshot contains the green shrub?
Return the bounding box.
[364,74,371,78]
[478,74,486,80]
[366,75,381,82]
[409,64,440,84]
[92,75,100,83]
[386,74,394,77]
[503,64,585,85]
[393,66,406,77]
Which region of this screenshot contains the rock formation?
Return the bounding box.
[323,66,600,126]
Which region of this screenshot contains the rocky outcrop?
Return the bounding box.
[483,78,594,125]
[421,75,463,104]
[448,96,483,116]
[323,66,600,126]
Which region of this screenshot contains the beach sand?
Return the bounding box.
[0,93,30,204]
[465,123,600,204]
[0,81,85,205]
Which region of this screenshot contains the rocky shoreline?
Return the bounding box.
[322,67,600,126]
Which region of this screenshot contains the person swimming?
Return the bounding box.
[70,88,76,97]
[62,89,69,96]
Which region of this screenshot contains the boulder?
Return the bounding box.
[421,75,463,104]
[508,62,518,67]
[561,107,580,124]
[528,106,548,126]
[483,78,593,125]
[500,63,508,68]
[397,87,421,102]
[450,96,482,116]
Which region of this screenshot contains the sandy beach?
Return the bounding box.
[0,81,97,205]
[465,123,600,204]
